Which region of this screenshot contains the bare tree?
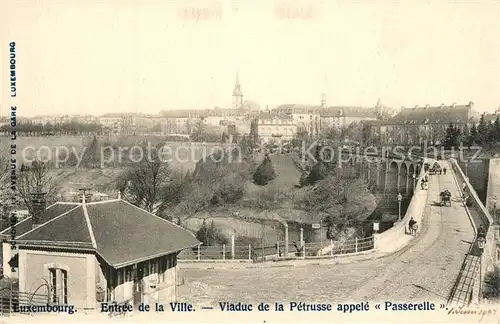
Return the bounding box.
[0,156,13,229]
[0,156,9,196]
[116,143,173,215]
[18,159,59,216]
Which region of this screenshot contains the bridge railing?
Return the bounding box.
[449,158,496,303]
[178,236,376,262]
[373,158,430,253]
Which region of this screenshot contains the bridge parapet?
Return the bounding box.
[373,158,430,253]
[449,158,497,303]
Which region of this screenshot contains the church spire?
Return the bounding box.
[232,72,243,109]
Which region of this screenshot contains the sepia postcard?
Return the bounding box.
[2,0,500,323]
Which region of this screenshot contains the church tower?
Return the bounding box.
[232,72,243,110]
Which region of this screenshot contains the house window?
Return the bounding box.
[48,268,68,304]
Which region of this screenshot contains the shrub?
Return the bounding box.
[300,162,328,186]
[196,220,228,246]
[253,157,276,186]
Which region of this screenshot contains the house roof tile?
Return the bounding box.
[15,199,199,268]
[0,202,79,237]
[18,206,92,244]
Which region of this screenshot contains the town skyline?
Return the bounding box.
[2,1,500,117]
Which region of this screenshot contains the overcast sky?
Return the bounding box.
[2,1,500,117]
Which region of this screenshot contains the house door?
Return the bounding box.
[133,266,143,306]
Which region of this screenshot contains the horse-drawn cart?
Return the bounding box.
[439,190,451,206]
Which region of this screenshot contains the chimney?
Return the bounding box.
[469,101,474,109]
[30,192,47,228]
[321,94,326,109]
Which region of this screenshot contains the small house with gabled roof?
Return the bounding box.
[1,196,199,309]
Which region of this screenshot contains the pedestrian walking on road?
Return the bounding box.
[293,241,300,256]
[408,217,417,236]
[421,178,427,190]
[443,167,447,175]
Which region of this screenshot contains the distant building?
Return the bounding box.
[273,104,322,137]
[1,198,198,309]
[160,74,260,137]
[483,107,500,123]
[368,102,480,145]
[99,114,123,134]
[256,113,297,143]
[319,106,380,129]
[273,99,390,137]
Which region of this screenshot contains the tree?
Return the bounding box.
[469,123,478,147]
[297,171,377,238]
[17,160,59,218]
[291,130,310,149]
[443,123,458,149]
[253,156,276,186]
[300,162,329,187]
[484,265,500,299]
[0,157,12,230]
[173,147,254,220]
[459,124,470,147]
[196,220,228,246]
[80,136,101,168]
[116,143,172,215]
[477,113,488,145]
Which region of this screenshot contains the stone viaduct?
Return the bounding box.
[341,153,422,196]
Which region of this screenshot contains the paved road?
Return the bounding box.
[348,162,474,303]
[179,163,475,305]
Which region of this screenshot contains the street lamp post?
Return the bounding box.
[320,219,323,254]
[397,193,403,221]
[477,236,486,302]
[284,223,289,257]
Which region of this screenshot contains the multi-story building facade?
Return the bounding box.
[256,113,297,143]
[273,104,322,137]
[319,106,380,129]
[273,99,390,138]
[367,102,480,145]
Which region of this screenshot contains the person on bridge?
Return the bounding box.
[443,167,447,175]
[477,225,486,239]
[408,217,417,236]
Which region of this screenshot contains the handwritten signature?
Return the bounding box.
[447,304,498,320]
